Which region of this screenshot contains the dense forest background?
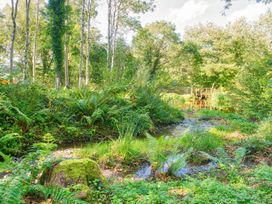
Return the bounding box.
[0,0,271,118]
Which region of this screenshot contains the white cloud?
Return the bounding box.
[228,3,272,22]
[168,0,209,24]
[166,0,209,34]
[0,0,9,8]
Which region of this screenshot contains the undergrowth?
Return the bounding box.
[0,84,183,155]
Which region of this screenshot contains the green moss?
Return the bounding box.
[71,184,92,200]
[50,159,104,186]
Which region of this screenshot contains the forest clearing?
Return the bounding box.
[0,0,271,203]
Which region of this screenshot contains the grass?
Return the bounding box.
[196,109,258,134]
[179,132,224,152]
[78,130,227,168]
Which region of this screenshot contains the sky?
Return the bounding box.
[1,0,272,41]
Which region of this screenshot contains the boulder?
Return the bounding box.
[44,158,104,187]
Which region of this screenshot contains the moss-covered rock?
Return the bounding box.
[71,184,91,200]
[45,159,104,187]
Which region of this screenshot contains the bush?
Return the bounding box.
[229,59,272,119]
[131,86,184,125]
[257,117,272,142]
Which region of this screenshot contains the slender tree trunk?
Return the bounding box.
[109,0,120,72]
[110,14,119,72]
[32,0,40,83]
[64,0,69,88]
[9,0,19,83]
[56,72,61,89]
[85,0,91,86]
[79,0,85,89]
[64,34,69,88]
[107,0,112,70]
[23,0,31,81]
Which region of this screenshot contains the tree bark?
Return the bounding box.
[23,0,31,81]
[64,0,69,88]
[108,0,121,72]
[79,0,85,89]
[9,0,19,83]
[107,0,112,71]
[32,0,40,83]
[85,0,91,86]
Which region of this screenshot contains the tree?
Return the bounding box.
[107,0,154,72]
[64,0,72,88]
[223,0,272,10]
[78,0,85,89]
[48,0,67,89]
[23,0,31,81]
[32,0,40,82]
[9,0,19,83]
[85,0,92,86]
[133,21,179,81]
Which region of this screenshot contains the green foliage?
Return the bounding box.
[241,117,272,153]
[183,177,268,204]
[257,117,272,142]
[179,132,224,152]
[201,147,247,183]
[229,57,272,119]
[110,180,181,203]
[87,179,111,203]
[27,185,87,204]
[132,86,184,125]
[133,21,180,81]
[0,133,22,155]
[196,109,257,134]
[0,84,182,154]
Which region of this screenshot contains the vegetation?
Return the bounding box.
[0,0,271,203]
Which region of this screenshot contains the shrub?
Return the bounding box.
[257,117,272,142]
[131,86,184,125]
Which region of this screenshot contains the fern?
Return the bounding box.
[0,176,24,204]
[44,186,88,204]
[0,133,23,155]
[0,151,15,171]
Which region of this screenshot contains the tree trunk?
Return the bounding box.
[64,34,69,88]
[32,0,40,83]
[79,0,85,89]
[9,0,19,83]
[56,72,61,90]
[107,0,112,71]
[110,0,120,72]
[85,0,91,86]
[64,0,69,88]
[23,0,31,81]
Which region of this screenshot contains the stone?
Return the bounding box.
[71,184,91,200]
[44,158,105,187]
